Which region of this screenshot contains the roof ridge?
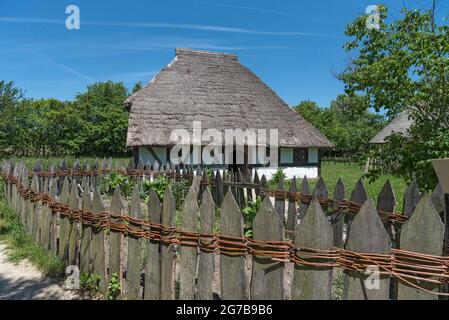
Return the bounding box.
[175,47,237,59]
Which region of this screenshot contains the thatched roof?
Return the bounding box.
[370,110,414,144]
[125,48,333,148]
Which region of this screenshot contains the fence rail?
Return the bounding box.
[1,158,449,300]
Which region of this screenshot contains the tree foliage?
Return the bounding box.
[340,3,449,190]
[0,81,133,158]
[294,95,385,157]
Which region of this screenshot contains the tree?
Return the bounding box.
[132,81,143,94]
[339,2,449,190]
[294,96,385,157]
[74,81,130,157]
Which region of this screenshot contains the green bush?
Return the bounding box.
[107,272,121,300]
[271,168,286,185]
[241,196,263,237]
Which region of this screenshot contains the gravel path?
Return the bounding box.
[0,242,80,300]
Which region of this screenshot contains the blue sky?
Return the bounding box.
[1,0,447,107]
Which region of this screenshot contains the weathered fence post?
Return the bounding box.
[68,181,79,266]
[398,195,444,300]
[274,179,285,224]
[403,180,421,217]
[144,189,162,300]
[179,184,200,300]
[197,189,215,300]
[344,178,368,248]
[297,176,310,222]
[343,199,391,300]
[286,176,297,231]
[160,186,176,300]
[91,190,107,293]
[291,198,333,300]
[125,185,144,299]
[251,196,284,300]
[220,191,247,300]
[332,178,345,247]
[109,186,124,285]
[58,178,70,263]
[80,187,93,274]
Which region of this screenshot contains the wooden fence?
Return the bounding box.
[1,159,449,300]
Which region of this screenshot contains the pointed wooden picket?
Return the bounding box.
[214,170,224,206]
[292,199,333,300]
[144,189,161,300]
[91,190,106,293]
[344,199,391,300]
[39,168,50,247]
[286,177,297,231]
[251,196,284,300]
[125,185,144,299]
[274,179,285,223]
[29,175,40,239]
[403,180,421,217]
[220,191,247,300]
[345,178,369,248]
[160,186,176,300]
[48,175,58,255]
[67,181,79,266]
[80,189,92,274]
[398,195,444,300]
[377,180,396,238]
[254,170,260,198]
[197,189,215,300]
[109,185,124,283]
[332,178,345,247]
[58,178,70,262]
[179,185,200,300]
[431,183,445,215]
[297,176,310,221]
[57,160,67,195]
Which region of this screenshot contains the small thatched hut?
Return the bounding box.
[125,48,333,179]
[370,110,414,144]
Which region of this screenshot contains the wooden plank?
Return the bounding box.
[125,185,144,299]
[91,190,107,293]
[237,168,246,209]
[144,189,162,300]
[286,177,297,231]
[251,196,285,299]
[109,186,124,284]
[220,191,247,300]
[345,178,369,248]
[67,181,79,266]
[403,180,421,217]
[312,177,328,203]
[331,178,345,248]
[58,178,70,262]
[215,170,224,207]
[398,195,444,300]
[291,199,333,300]
[160,186,176,300]
[377,180,396,241]
[30,175,40,239]
[343,199,391,300]
[297,176,310,222]
[197,188,215,300]
[431,183,445,215]
[179,184,200,300]
[80,188,92,274]
[49,174,58,255]
[39,169,50,248]
[274,179,285,223]
[253,170,260,198]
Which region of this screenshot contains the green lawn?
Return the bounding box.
[268,161,408,213]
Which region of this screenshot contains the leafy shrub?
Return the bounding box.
[271,168,286,185]
[80,273,101,297]
[103,172,134,197]
[107,272,121,300]
[241,196,263,237]
[141,176,170,202]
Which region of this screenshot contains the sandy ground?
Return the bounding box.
[0,242,80,300]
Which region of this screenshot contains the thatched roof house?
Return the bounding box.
[370,110,414,144]
[126,48,333,178]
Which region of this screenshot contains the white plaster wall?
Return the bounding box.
[255,166,318,180]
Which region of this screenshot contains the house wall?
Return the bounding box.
[138,146,167,166]
[256,166,318,180]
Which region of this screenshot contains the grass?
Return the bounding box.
[268,161,408,213]
[0,179,65,277]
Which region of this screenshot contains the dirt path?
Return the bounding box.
[0,242,80,300]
